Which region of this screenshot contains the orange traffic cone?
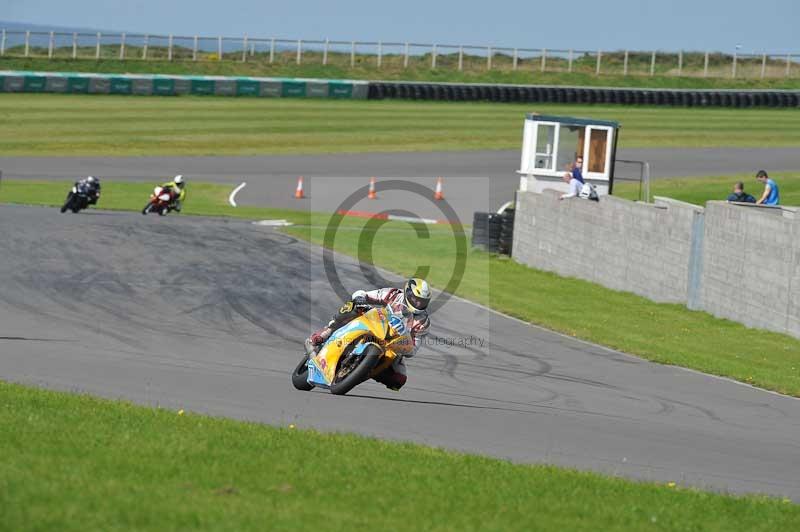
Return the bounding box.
[434,177,444,201]
[368,177,377,199]
[294,176,305,199]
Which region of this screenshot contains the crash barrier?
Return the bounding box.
[472,211,514,255]
[513,191,800,339]
[0,71,369,99]
[367,82,800,107]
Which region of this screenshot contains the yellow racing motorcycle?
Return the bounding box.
[291,306,414,395]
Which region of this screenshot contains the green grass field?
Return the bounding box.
[2,179,799,397]
[1,93,800,156]
[1,380,796,531]
[615,172,800,206]
[4,56,800,89]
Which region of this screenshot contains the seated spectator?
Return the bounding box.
[727,182,756,203]
[571,156,585,184]
[755,170,780,205]
[559,171,582,200]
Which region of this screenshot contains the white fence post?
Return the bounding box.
[458,45,463,71]
[623,50,629,75]
[296,39,302,64]
[677,50,682,76]
[404,42,409,68]
[649,50,656,76]
[143,34,148,60]
[242,35,248,62]
[703,51,709,77]
[95,32,101,60]
[568,49,573,72]
[270,38,275,63]
[731,51,737,78]
[377,40,382,68]
[486,46,491,69]
[217,36,222,60]
[193,35,198,61]
[120,32,126,60]
[512,48,518,70]
[168,34,173,61]
[24,30,30,57]
[432,44,437,69]
[761,53,767,79]
[786,54,791,77]
[350,41,355,67]
[48,31,54,58]
[322,38,328,65]
[541,48,546,72]
[596,49,602,75]
[0,29,5,57]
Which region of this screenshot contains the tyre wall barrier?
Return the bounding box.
[0,71,370,99]
[472,210,515,256]
[367,82,800,108]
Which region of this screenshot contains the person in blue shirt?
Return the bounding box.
[571,156,585,184]
[727,181,756,203]
[755,170,780,205]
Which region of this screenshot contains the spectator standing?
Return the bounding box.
[727,182,756,203]
[559,172,582,200]
[571,156,585,184]
[755,170,780,205]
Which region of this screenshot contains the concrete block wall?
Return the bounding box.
[512,191,800,339]
[512,190,701,304]
[700,202,800,337]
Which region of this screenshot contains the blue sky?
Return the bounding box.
[3,0,798,53]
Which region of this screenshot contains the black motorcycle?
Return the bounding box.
[60,182,93,214]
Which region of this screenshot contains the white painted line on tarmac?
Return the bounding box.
[252,219,293,227]
[228,181,247,207]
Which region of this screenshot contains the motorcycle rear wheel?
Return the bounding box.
[330,344,382,396]
[291,355,314,391]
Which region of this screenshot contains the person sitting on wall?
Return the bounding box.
[755,170,780,206]
[727,181,756,203]
[559,171,582,200]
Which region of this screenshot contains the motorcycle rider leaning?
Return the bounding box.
[305,278,432,391]
[160,174,186,212]
[75,176,101,205]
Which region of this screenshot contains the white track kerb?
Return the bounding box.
[228,182,247,207]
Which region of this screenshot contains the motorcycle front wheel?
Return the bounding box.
[142,202,153,215]
[291,355,314,391]
[60,194,73,214]
[330,344,382,396]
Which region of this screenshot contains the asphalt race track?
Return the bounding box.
[1,204,799,500]
[1,147,798,222]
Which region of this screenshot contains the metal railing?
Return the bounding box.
[614,160,651,202]
[1,28,798,79]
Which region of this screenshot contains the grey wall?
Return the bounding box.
[700,201,800,338]
[512,191,800,339]
[512,190,701,304]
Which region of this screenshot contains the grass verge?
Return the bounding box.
[1,94,800,156]
[0,380,796,531]
[4,56,800,89]
[2,179,800,396]
[615,172,800,206]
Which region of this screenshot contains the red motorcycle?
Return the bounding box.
[142,186,177,216]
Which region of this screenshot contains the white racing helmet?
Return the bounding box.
[174,175,185,188]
